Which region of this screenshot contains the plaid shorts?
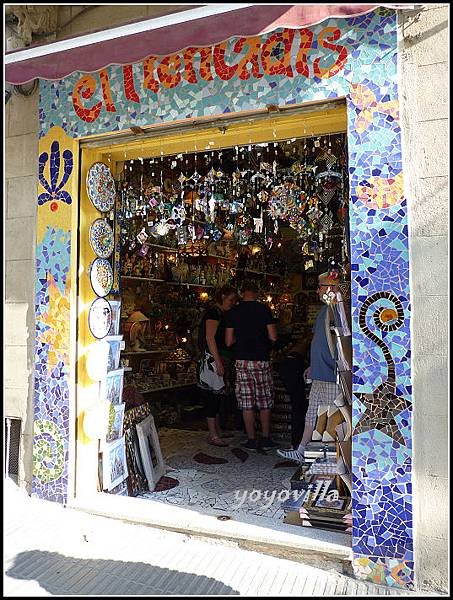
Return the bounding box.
[305,380,340,426]
[235,360,274,410]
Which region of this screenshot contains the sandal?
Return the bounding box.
[208,437,229,447]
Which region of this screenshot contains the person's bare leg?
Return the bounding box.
[298,422,315,450]
[242,409,256,439]
[215,414,222,437]
[259,409,271,438]
[207,417,218,440]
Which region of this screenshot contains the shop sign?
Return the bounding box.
[72,27,348,123]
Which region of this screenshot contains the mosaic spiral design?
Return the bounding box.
[33,419,65,482]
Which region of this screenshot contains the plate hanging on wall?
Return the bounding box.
[86,161,116,212]
[90,258,113,297]
[88,297,112,339]
[89,218,114,258]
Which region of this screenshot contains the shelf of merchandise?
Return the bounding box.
[140,382,197,393]
[121,350,172,356]
[146,244,236,262]
[121,276,214,288]
[237,268,282,277]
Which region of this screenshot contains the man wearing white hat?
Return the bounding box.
[277,270,341,463]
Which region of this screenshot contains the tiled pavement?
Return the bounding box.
[4,479,428,597]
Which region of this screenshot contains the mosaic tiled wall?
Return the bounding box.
[37,8,413,588]
[33,131,76,504]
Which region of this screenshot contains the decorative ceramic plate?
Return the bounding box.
[87,162,116,212]
[90,258,113,297]
[89,218,114,258]
[88,297,112,339]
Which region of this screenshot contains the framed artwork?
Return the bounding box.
[102,436,128,491]
[124,426,148,496]
[106,402,126,442]
[108,300,122,336]
[105,335,123,371]
[100,368,124,405]
[136,414,165,492]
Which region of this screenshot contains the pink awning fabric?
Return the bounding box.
[5,4,411,84]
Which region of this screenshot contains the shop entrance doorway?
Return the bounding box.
[76,103,353,541]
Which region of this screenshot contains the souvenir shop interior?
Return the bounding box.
[89,109,353,536]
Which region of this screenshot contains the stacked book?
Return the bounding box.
[282,474,351,533]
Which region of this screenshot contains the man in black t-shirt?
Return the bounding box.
[225,281,278,451]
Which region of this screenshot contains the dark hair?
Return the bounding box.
[241,280,259,294]
[213,285,237,304]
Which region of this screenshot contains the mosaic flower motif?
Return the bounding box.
[356,172,404,209]
[37,271,71,374]
[38,140,73,206]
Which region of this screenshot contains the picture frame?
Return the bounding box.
[105,335,124,372]
[102,436,128,491]
[108,300,122,336]
[106,402,126,442]
[100,368,124,405]
[136,414,165,492]
[124,426,149,496]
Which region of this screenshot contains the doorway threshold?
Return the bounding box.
[69,491,352,571]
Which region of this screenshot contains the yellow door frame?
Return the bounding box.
[74,104,347,499]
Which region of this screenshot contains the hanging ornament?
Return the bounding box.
[171,204,186,226]
[177,225,188,245]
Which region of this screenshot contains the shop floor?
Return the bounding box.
[137,428,303,522]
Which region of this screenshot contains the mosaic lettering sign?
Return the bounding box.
[36,8,414,589]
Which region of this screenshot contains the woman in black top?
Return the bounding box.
[198,285,237,446]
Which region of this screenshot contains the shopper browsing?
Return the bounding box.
[277,270,341,464]
[225,281,278,451]
[198,285,238,447]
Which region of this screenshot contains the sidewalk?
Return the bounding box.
[4,478,430,597]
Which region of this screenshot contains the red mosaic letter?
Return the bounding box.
[122,65,141,103]
[72,74,103,123]
[295,28,314,78]
[99,69,116,112]
[213,41,239,81]
[313,27,348,79]
[234,36,263,81]
[143,56,160,93]
[261,29,295,77]
[157,54,182,89]
[183,47,214,84]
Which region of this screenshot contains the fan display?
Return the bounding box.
[87,161,116,212]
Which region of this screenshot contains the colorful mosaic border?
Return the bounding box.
[36,8,413,588]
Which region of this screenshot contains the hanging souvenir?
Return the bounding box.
[137,228,149,244]
[171,204,186,225]
[177,225,188,245]
[320,212,334,233]
[89,219,114,258]
[211,227,223,242]
[138,243,151,257]
[195,224,205,240]
[86,162,116,213]
[188,222,196,241]
[90,258,113,298]
[155,221,170,237]
[88,297,112,339]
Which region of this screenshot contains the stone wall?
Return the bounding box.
[398,4,449,594]
[5,89,39,491]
